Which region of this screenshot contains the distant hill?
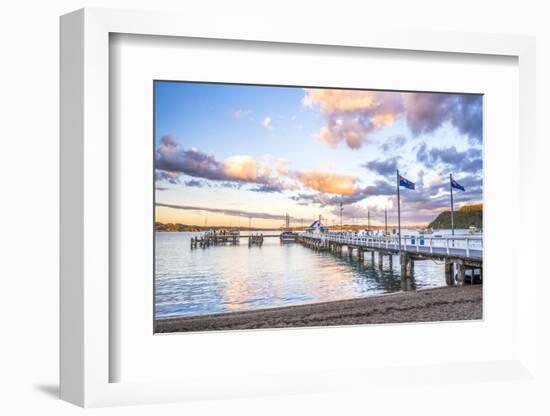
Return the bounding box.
[428,204,483,230]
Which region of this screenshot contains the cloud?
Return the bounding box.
[249,184,283,193]
[219,182,243,189]
[293,169,480,214]
[155,135,274,186]
[363,156,401,177]
[313,117,369,150]
[289,170,482,224]
[233,109,252,120]
[155,170,180,184]
[184,179,206,188]
[303,89,483,149]
[274,158,289,175]
[380,135,407,152]
[302,89,401,115]
[362,180,395,197]
[450,95,483,143]
[156,135,227,180]
[222,155,263,182]
[263,116,272,128]
[155,202,299,222]
[304,89,402,149]
[402,93,482,143]
[289,170,359,195]
[156,136,353,196]
[290,179,394,208]
[416,143,482,174]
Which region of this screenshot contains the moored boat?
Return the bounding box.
[280,212,298,242]
[280,230,298,242]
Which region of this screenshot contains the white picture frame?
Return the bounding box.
[60,7,537,407]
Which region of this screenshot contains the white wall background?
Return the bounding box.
[0,0,548,414]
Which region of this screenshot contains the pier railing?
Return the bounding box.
[299,232,483,260]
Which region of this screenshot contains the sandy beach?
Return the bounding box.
[155,285,482,333]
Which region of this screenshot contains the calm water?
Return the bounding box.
[154,230,470,319]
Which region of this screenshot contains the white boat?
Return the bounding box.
[280,213,298,242]
[280,231,297,242]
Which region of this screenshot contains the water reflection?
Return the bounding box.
[155,232,443,318]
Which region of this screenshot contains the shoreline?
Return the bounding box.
[155,285,483,333]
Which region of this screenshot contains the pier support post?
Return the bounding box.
[378,252,384,270]
[400,254,415,278]
[400,253,408,279]
[400,254,415,290]
[456,261,465,286]
[445,260,454,285]
[408,259,414,277]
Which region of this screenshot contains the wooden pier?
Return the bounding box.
[191,232,276,249]
[297,232,483,286]
[248,234,264,247]
[190,231,240,248]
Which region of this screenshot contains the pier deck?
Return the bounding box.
[297,232,483,285]
[299,233,482,261]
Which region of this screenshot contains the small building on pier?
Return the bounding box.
[306,219,328,234]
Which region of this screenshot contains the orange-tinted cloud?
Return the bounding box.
[303,88,403,149]
[371,112,398,129]
[303,89,381,113]
[304,90,483,148]
[291,170,358,195]
[313,117,367,149]
[157,136,364,196]
[222,155,261,182]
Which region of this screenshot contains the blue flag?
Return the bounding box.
[399,175,415,190]
[451,178,465,192]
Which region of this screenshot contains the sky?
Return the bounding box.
[154,81,483,228]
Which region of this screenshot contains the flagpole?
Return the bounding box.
[450,173,455,236]
[397,169,401,251]
[384,207,388,236]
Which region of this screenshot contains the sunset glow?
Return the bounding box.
[155,82,482,228]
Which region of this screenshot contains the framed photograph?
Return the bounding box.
[152,81,484,334]
[60,8,537,407]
